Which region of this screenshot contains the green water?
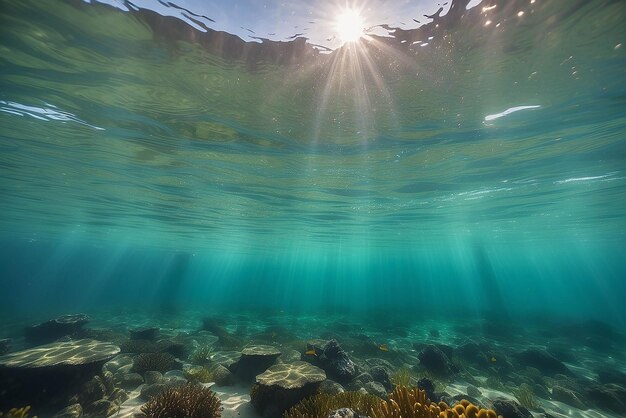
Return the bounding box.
[0,0,625,322]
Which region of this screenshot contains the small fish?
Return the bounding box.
[490,357,497,363]
[378,344,389,352]
[305,349,317,356]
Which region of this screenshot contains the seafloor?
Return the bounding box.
[0,309,625,418]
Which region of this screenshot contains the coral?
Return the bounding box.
[183,366,215,383]
[190,345,214,365]
[370,386,501,418]
[513,383,539,410]
[284,392,383,418]
[120,339,159,354]
[141,384,222,418]
[285,386,502,418]
[391,367,415,387]
[0,406,35,418]
[131,352,180,374]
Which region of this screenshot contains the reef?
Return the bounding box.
[140,384,222,418]
[284,392,383,418]
[371,387,501,418]
[285,386,502,418]
[131,352,182,375]
[1,310,625,417]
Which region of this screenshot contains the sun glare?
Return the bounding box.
[335,8,364,43]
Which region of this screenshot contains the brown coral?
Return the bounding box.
[284,391,382,418]
[140,384,222,418]
[131,352,180,374]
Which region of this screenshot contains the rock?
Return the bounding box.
[84,399,119,417]
[164,369,185,379]
[251,361,326,417]
[418,345,456,377]
[364,381,387,398]
[370,366,393,391]
[109,387,129,405]
[194,331,220,347]
[103,355,133,374]
[352,372,374,387]
[434,344,455,358]
[24,314,89,345]
[585,383,626,414]
[546,346,577,363]
[301,339,328,361]
[102,370,115,392]
[328,408,360,417]
[278,348,301,363]
[210,351,242,371]
[417,377,436,402]
[144,370,164,385]
[598,368,626,386]
[140,379,185,400]
[533,383,551,400]
[120,339,159,354]
[52,404,83,418]
[211,364,235,386]
[492,399,532,418]
[320,379,345,394]
[364,358,394,374]
[201,317,228,336]
[319,339,357,383]
[116,372,144,389]
[235,345,281,381]
[467,384,482,398]
[456,342,485,364]
[156,339,187,358]
[76,374,107,406]
[129,327,159,341]
[0,339,10,356]
[255,360,326,389]
[552,385,586,410]
[0,339,120,410]
[0,338,119,370]
[513,349,570,376]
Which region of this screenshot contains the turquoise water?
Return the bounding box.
[2,1,626,417]
[1,1,625,320]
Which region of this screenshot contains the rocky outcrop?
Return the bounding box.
[24,314,89,345]
[317,340,357,383]
[0,339,120,412]
[234,345,281,381]
[251,361,326,417]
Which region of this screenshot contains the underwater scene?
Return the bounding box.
[1,0,625,417]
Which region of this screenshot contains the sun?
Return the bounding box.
[335,8,364,43]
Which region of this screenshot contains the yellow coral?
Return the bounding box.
[0,406,37,418]
[369,386,501,418]
[285,386,501,418]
